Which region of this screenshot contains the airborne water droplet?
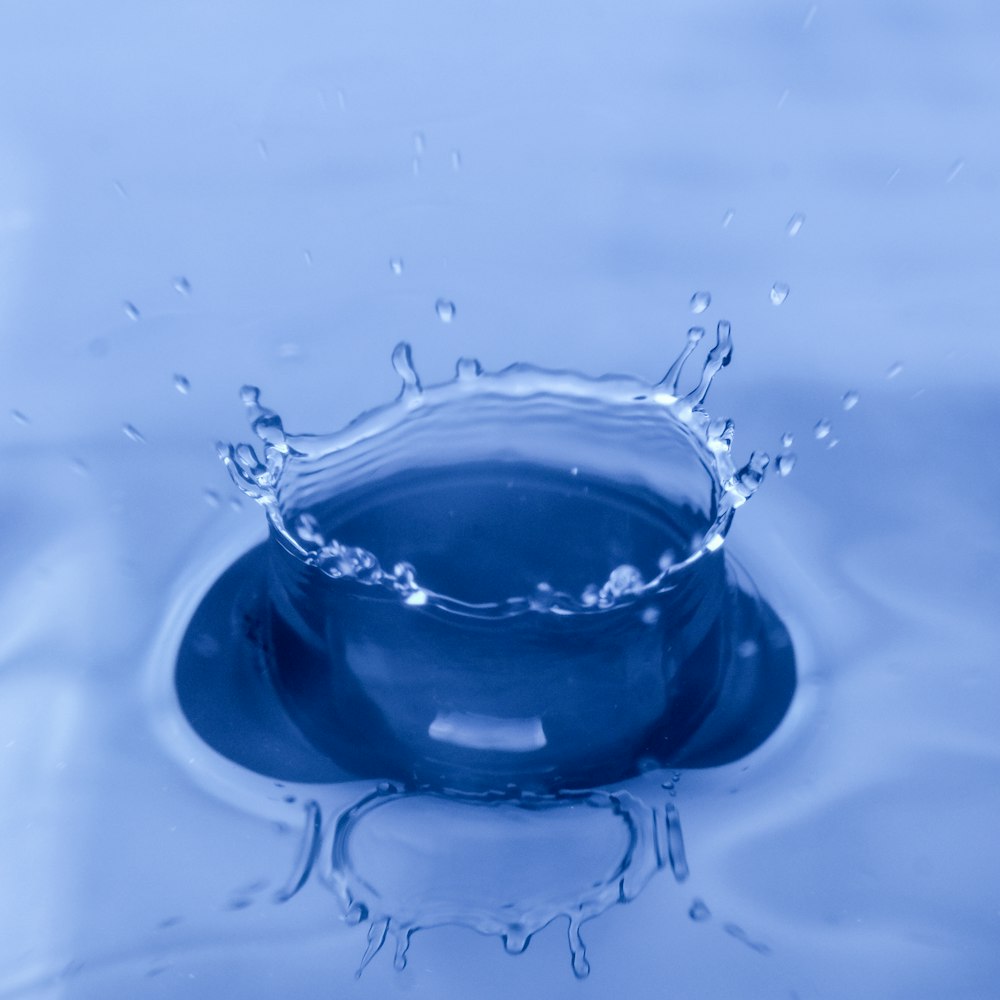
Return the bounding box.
[722,209,735,228]
[776,453,796,477]
[435,299,456,323]
[886,362,903,379]
[451,149,462,171]
[122,423,146,443]
[173,374,191,395]
[814,419,832,440]
[769,283,789,306]
[689,899,712,922]
[781,432,794,448]
[841,389,859,410]
[786,213,805,237]
[690,291,711,314]
[173,276,191,295]
[390,257,404,276]
[10,409,30,425]
[123,301,140,321]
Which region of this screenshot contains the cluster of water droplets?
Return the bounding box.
[220,323,768,615]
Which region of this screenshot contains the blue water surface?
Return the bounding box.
[1,2,999,998]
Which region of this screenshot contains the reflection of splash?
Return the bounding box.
[280,784,678,979]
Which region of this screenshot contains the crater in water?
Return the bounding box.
[169,322,796,976]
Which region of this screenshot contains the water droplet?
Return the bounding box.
[455,357,482,379]
[946,159,965,184]
[123,301,140,321]
[769,282,789,306]
[640,607,660,625]
[336,89,346,111]
[813,419,831,440]
[435,299,456,323]
[786,213,805,237]
[886,362,903,379]
[802,4,818,29]
[390,257,404,276]
[122,423,146,443]
[450,149,462,171]
[391,342,422,396]
[599,565,645,603]
[303,250,313,266]
[721,209,735,228]
[827,437,840,450]
[664,803,689,882]
[689,899,711,922]
[841,389,859,410]
[173,276,191,295]
[781,432,794,448]
[776,453,797,476]
[69,457,90,477]
[113,180,127,198]
[724,923,771,955]
[413,132,426,156]
[173,374,191,395]
[10,409,30,425]
[690,291,711,314]
[256,139,268,159]
[204,489,221,508]
[776,88,790,110]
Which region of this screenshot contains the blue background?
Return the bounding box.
[1,2,999,998]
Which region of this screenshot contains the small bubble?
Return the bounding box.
[450,149,462,171]
[813,419,831,440]
[769,282,789,306]
[776,453,797,477]
[737,639,760,657]
[886,362,903,379]
[122,423,146,443]
[722,209,735,228]
[690,291,711,314]
[10,409,30,425]
[173,374,191,395]
[827,437,840,449]
[786,213,805,237]
[689,899,712,922]
[640,607,661,625]
[173,276,191,295]
[781,432,794,448]
[123,301,140,321]
[435,298,456,323]
[841,389,859,410]
[203,490,221,508]
[390,257,404,276]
